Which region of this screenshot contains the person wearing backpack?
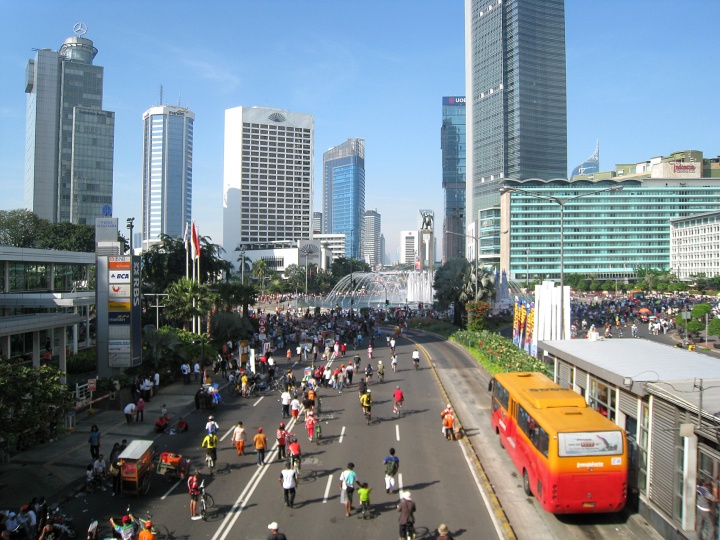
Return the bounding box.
[383,448,400,494]
[187,471,201,520]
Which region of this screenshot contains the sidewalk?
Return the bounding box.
[0,378,205,511]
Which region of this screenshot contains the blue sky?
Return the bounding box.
[1,1,718,261]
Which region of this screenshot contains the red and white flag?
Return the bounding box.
[191,221,200,261]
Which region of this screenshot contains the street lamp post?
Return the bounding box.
[445,230,479,302]
[500,185,624,339]
[126,217,135,254]
[239,247,246,285]
[525,248,531,290]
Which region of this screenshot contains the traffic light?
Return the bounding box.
[385,299,389,306]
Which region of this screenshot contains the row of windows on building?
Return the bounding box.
[1,263,91,293]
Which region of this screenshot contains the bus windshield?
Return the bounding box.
[558,431,624,457]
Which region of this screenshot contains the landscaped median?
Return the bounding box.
[406,318,550,376]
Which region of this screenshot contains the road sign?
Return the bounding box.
[87,379,97,392]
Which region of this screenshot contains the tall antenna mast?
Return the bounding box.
[159,84,163,106]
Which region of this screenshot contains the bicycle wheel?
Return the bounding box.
[200,498,207,520]
[228,384,238,397]
[204,493,215,508]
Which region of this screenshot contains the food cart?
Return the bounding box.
[118,439,154,497]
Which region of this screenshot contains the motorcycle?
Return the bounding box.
[47,506,78,538]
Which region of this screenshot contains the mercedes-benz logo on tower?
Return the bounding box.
[73,22,88,36]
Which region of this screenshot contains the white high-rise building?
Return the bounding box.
[362,209,382,268]
[141,105,194,251]
[223,107,314,252]
[400,231,418,266]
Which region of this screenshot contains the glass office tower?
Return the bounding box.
[141,106,194,250]
[322,138,365,259]
[25,28,114,224]
[465,0,567,265]
[441,97,467,262]
[571,141,600,178]
[362,209,382,268]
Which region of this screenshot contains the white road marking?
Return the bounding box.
[160,479,182,500]
[323,474,334,503]
[253,396,264,406]
[339,426,346,443]
[398,472,404,498]
[396,424,400,441]
[459,437,506,540]
[219,425,234,442]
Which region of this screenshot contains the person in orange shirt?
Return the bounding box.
[253,427,268,466]
[441,405,456,441]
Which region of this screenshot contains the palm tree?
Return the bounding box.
[165,278,212,331]
[142,328,180,369]
[252,260,269,296]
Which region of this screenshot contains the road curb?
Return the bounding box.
[410,337,517,540]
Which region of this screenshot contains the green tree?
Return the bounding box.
[165,278,212,331]
[0,363,71,450]
[141,235,189,294]
[210,312,257,345]
[142,327,180,370]
[433,258,471,326]
[0,209,47,248]
[214,281,256,316]
[36,222,95,252]
[330,257,371,279]
[708,318,720,339]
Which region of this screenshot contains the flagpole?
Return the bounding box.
[184,222,190,280]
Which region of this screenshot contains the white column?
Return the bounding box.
[681,432,698,532]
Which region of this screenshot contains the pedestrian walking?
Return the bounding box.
[88,424,101,459]
[231,421,246,455]
[280,389,292,418]
[383,448,400,493]
[135,397,145,422]
[339,462,360,517]
[358,482,372,519]
[276,423,289,461]
[267,521,287,540]
[441,405,456,441]
[290,396,301,420]
[254,427,268,466]
[279,460,298,508]
[188,471,202,520]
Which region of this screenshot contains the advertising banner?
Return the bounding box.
[109,284,131,298]
[558,431,624,457]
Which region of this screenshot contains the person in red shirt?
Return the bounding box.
[287,437,302,471]
[276,423,289,461]
[305,411,318,441]
[441,405,456,440]
[393,386,404,416]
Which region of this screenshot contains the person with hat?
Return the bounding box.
[266,521,287,540]
[437,523,454,540]
[110,514,136,540]
[397,491,416,540]
[253,427,268,466]
[304,411,318,442]
[137,518,156,540]
[360,389,373,424]
[441,405,456,441]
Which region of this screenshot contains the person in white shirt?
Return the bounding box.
[193,362,201,383]
[279,460,298,507]
[280,390,292,419]
[123,402,135,424]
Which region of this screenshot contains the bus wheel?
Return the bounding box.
[522,469,532,496]
[498,434,504,449]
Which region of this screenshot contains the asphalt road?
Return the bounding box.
[62,336,501,540]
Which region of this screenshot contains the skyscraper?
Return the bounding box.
[400,231,418,266]
[25,25,115,224]
[362,209,382,268]
[441,96,467,262]
[322,138,365,259]
[141,105,194,251]
[223,106,314,251]
[313,211,323,235]
[571,141,600,178]
[465,0,567,264]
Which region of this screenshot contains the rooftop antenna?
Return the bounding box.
[159,84,163,106]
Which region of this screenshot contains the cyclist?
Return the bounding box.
[288,437,302,471]
[305,411,318,441]
[391,353,398,372]
[205,415,219,436]
[137,519,155,540]
[377,360,385,382]
[188,470,202,520]
[360,389,373,424]
[393,386,404,415]
[398,491,416,540]
[390,337,396,354]
[411,350,420,369]
[201,432,218,474]
[364,363,373,383]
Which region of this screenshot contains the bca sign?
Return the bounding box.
[109,271,131,283]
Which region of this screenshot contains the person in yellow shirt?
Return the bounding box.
[201,433,218,474]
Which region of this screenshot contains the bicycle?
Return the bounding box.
[198,479,214,520]
[290,454,301,474]
[394,400,404,417]
[363,407,372,425]
[413,358,419,370]
[126,507,169,540]
[391,359,397,372]
[205,451,215,476]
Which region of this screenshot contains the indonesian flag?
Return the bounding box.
[191,221,200,261]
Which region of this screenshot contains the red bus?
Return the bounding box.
[489,372,627,514]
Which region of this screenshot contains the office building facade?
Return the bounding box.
[322,138,365,259]
[670,211,720,280]
[500,178,720,282]
[400,231,418,266]
[25,27,115,224]
[571,141,600,178]
[223,107,314,253]
[465,0,567,265]
[313,211,322,235]
[141,106,194,251]
[441,96,467,262]
[362,209,382,268]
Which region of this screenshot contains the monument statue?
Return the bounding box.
[420,211,434,231]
